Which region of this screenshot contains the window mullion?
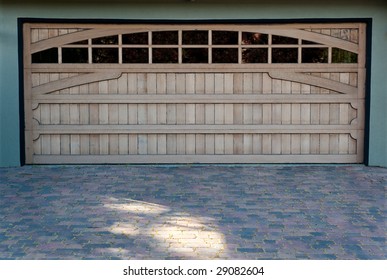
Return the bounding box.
[208,30,212,64]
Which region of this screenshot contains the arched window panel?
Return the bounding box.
[242,32,268,45]
[183,31,208,45]
[332,48,358,63]
[122,32,148,45]
[31,48,58,63]
[92,35,118,45]
[30,29,359,64]
[62,48,88,63]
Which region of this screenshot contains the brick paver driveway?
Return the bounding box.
[0,164,386,259]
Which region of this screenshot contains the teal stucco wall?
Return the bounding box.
[0,0,386,167]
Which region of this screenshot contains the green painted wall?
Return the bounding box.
[1,0,386,167]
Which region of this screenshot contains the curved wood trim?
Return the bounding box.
[31,72,122,95]
[268,71,357,95]
[30,26,359,54]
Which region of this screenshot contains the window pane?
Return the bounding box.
[32,48,58,63]
[183,31,208,45]
[242,33,268,45]
[302,48,328,63]
[123,48,149,63]
[302,40,319,45]
[152,48,178,63]
[332,48,358,63]
[69,40,88,45]
[92,48,118,63]
[212,48,238,63]
[183,48,208,63]
[122,32,148,45]
[62,48,88,63]
[272,48,298,63]
[212,31,238,45]
[152,31,178,45]
[272,35,298,45]
[92,36,118,45]
[242,48,268,63]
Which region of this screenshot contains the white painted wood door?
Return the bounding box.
[23,23,366,164]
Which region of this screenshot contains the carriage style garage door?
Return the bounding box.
[23,22,366,164]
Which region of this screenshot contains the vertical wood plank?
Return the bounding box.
[310,134,320,154]
[167,135,177,155]
[195,74,205,94]
[262,134,272,154]
[119,135,129,155]
[291,134,301,154]
[204,73,214,94]
[252,73,263,94]
[301,104,310,125]
[300,134,310,154]
[243,104,253,124]
[272,134,281,155]
[147,134,157,155]
[282,104,291,125]
[281,134,291,155]
[128,73,138,94]
[252,104,262,125]
[186,134,196,155]
[243,134,253,155]
[99,135,109,155]
[205,135,215,155]
[262,73,272,94]
[225,134,234,154]
[71,135,80,155]
[262,104,272,124]
[233,134,243,154]
[138,135,148,155]
[243,73,253,94]
[177,134,186,155]
[252,134,262,155]
[272,104,282,125]
[158,135,167,155]
[90,135,100,155]
[196,134,205,154]
[320,134,329,154]
[215,104,224,124]
[329,134,339,154]
[129,134,138,155]
[224,73,234,94]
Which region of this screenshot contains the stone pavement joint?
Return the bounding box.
[0,164,386,260]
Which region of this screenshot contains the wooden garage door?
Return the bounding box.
[23,23,366,164]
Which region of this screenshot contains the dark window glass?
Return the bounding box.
[92,48,118,63]
[182,48,208,63]
[122,32,148,45]
[32,48,58,63]
[272,48,298,63]
[242,33,268,45]
[69,40,89,45]
[272,35,298,45]
[152,31,178,45]
[302,40,319,45]
[92,36,118,45]
[212,31,238,45]
[62,48,88,63]
[123,48,149,63]
[302,48,328,63]
[332,48,358,63]
[242,48,268,63]
[183,31,208,45]
[212,48,238,63]
[152,48,178,63]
